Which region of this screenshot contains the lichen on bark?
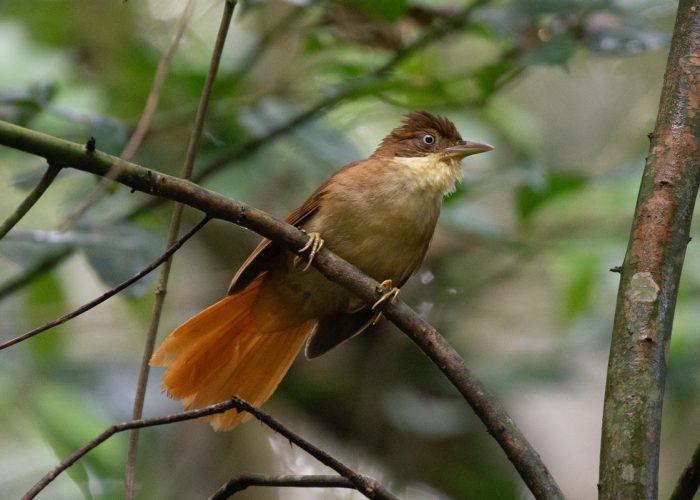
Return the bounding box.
[599,1,700,498]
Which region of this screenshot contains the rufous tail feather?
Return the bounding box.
[150,276,315,431]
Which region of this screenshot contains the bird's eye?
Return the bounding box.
[422,134,435,145]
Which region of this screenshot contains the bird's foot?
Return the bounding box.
[293,232,324,271]
[371,279,400,324]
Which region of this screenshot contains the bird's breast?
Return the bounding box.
[304,161,443,284]
[263,158,450,321]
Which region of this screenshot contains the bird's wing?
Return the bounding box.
[227,185,326,294]
[304,309,377,358]
[303,267,420,358]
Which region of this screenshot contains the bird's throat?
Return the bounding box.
[391,154,463,196]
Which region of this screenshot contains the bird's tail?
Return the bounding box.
[150,276,314,431]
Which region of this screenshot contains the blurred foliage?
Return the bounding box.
[0,0,696,499]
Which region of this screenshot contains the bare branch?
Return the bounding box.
[209,474,355,500]
[0,215,209,351]
[671,441,700,500]
[0,247,71,300]
[24,399,242,500]
[224,397,399,500]
[0,121,563,499]
[0,163,61,240]
[227,0,319,89]
[125,2,238,498]
[24,397,396,500]
[599,1,700,497]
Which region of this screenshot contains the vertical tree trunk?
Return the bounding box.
[599,0,700,497]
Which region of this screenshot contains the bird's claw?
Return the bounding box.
[293,232,324,271]
[371,279,400,324]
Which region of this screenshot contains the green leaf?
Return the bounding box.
[0,82,58,127]
[11,165,54,191]
[443,182,469,205]
[582,13,669,55]
[79,221,163,297]
[349,0,408,22]
[521,33,577,67]
[516,0,602,13]
[1,231,70,268]
[474,60,512,96]
[553,249,599,326]
[516,171,588,221]
[3,222,163,297]
[25,271,67,360]
[443,202,509,241]
[33,385,126,498]
[291,119,362,167]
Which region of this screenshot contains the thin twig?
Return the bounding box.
[227,397,398,500]
[209,474,355,500]
[670,441,700,500]
[56,0,196,232]
[382,301,563,499]
[124,2,238,498]
[120,0,197,162]
[24,399,241,500]
[227,0,319,89]
[0,247,71,300]
[25,396,396,500]
[0,216,209,351]
[0,163,61,240]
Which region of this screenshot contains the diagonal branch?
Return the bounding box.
[0,247,71,300]
[24,397,396,500]
[671,440,700,500]
[0,215,209,351]
[224,397,399,500]
[208,474,355,500]
[0,120,563,499]
[0,163,61,240]
[24,400,242,500]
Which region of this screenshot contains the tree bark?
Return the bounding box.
[599,1,700,497]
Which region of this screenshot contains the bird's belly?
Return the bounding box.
[317,193,439,282]
[300,193,439,309]
[254,188,441,326]
[337,227,419,281]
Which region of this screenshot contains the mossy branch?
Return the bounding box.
[599,0,700,497]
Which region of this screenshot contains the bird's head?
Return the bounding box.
[372,111,493,161]
[371,111,493,195]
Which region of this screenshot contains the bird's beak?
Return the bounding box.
[445,140,494,159]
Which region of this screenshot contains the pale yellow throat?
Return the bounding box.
[392,153,463,196]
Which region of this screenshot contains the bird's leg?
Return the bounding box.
[371,279,400,324]
[293,232,324,271]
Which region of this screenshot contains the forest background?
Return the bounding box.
[0,0,693,499]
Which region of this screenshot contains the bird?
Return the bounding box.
[150,111,493,430]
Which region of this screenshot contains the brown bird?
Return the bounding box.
[150,111,493,430]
